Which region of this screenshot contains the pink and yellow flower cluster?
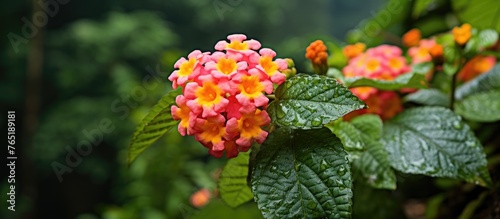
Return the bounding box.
[168,34,287,158]
[342,45,410,120]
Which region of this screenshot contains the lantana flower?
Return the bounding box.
[341,44,409,120]
[169,34,287,158]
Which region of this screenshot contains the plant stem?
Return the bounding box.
[266,94,276,100]
[450,58,466,111]
[450,73,457,110]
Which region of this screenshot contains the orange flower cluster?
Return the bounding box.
[306,40,328,65]
[452,23,472,45]
[190,188,211,208]
[457,55,496,82]
[343,43,366,59]
[402,28,421,47]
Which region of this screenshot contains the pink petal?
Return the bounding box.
[177,124,187,136]
[227,34,247,42]
[202,106,218,118]
[254,130,268,144]
[271,73,286,85]
[174,57,187,68]
[212,141,226,151]
[236,61,248,70]
[246,39,261,50]
[184,83,198,99]
[236,137,252,147]
[226,118,239,133]
[259,48,276,58]
[188,50,202,59]
[262,80,274,94]
[275,59,288,70]
[215,41,228,51]
[253,95,269,107]
[211,51,226,61]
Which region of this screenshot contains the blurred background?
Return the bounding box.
[1,0,497,218]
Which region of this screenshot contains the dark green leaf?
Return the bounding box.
[452,0,500,32]
[268,74,366,129]
[252,128,352,219]
[478,29,499,49]
[128,89,181,164]
[219,151,253,208]
[382,107,492,187]
[455,89,500,122]
[404,89,450,107]
[455,64,500,100]
[353,137,396,190]
[327,115,396,189]
[343,63,432,90]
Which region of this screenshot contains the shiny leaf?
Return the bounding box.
[268,74,366,129]
[455,89,500,122]
[252,128,352,219]
[382,107,492,187]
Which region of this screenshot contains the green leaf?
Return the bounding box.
[326,41,348,69]
[219,151,253,208]
[268,74,366,129]
[326,120,364,151]
[436,33,455,47]
[353,137,397,190]
[412,0,434,18]
[464,33,479,54]
[455,89,500,122]
[341,115,396,190]
[478,29,499,49]
[252,128,352,219]
[443,62,459,76]
[326,115,382,151]
[128,89,181,165]
[412,0,447,18]
[455,64,500,100]
[452,0,500,32]
[404,89,450,107]
[443,46,459,64]
[382,107,492,187]
[343,63,432,90]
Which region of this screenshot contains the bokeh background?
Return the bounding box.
[1,0,497,218]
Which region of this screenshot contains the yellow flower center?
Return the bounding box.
[199,121,225,144]
[366,59,380,72]
[239,111,265,139]
[259,56,278,76]
[178,58,197,77]
[178,105,191,128]
[216,57,237,75]
[389,58,403,70]
[227,41,248,50]
[239,75,263,98]
[196,81,223,106]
